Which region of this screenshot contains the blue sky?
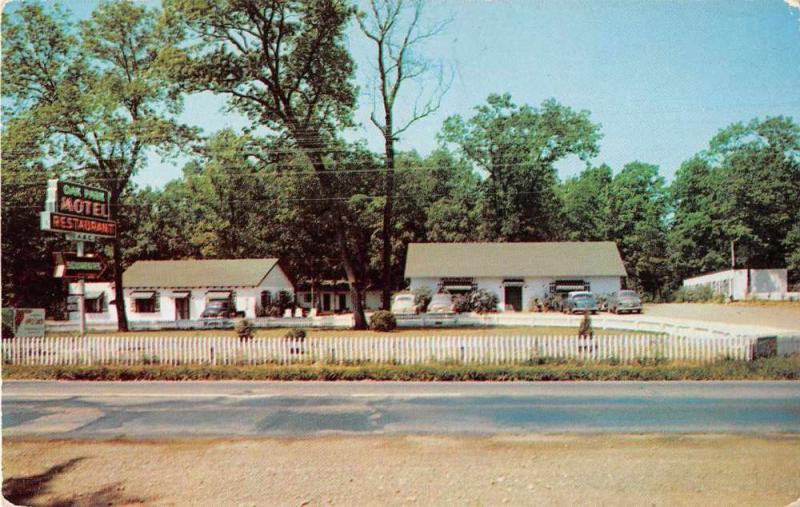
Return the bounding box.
[7,0,800,188]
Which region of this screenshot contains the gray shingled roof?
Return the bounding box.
[123,258,281,288]
[404,242,627,278]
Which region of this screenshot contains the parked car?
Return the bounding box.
[562,291,599,314]
[427,293,455,314]
[605,290,643,314]
[201,299,244,319]
[391,293,418,315]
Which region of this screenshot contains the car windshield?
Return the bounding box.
[206,300,228,309]
[619,291,638,298]
[431,295,451,303]
[573,294,592,299]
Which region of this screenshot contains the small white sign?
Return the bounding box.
[14,308,46,337]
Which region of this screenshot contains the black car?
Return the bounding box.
[201,300,244,319]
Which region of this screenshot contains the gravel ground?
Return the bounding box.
[4,434,799,506]
[644,303,800,331]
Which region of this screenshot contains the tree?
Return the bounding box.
[163,0,372,328]
[607,162,669,298]
[706,117,800,272]
[559,164,612,241]
[0,118,67,315]
[358,0,450,309]
[440,94,601,241]
[2,1,193,330]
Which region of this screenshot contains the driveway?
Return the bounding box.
[644,303,800,332]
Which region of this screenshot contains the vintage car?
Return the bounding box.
[605,290,643,314]
[561,291,599,314]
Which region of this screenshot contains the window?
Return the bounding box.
[134,298,157,313]
[261,291,272,308]
[131,291,159,313]
[86,294,105,314]
[304,293,312,303]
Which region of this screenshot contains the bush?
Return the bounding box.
[452,294,472,313]
[470,289,499,313]
[412,287,433,313]
[283,328,307,340]
[235,318,254,340]
[672,285,726,303]
[369,310,397,332]
[578,311,593,338]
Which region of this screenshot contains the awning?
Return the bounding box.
[206,290,232,300]
[555,284,586,292]
[84,291,104,300]
[131,291,156,300]
[172,290,192,298]
[502,279,525,287]
[441,285,473,291]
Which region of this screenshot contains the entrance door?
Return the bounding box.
[175,297,190,320]
[338,293,347,311]
[323,293,331,312]
[504,286,522,311]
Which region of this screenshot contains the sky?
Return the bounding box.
[6,0,800,189]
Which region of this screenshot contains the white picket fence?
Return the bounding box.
[1,334,755,366]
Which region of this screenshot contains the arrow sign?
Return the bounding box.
[53,252,108,280]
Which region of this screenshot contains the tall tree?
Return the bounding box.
[163,0,372,328]
[358,0,449,309]
[607,162,669,298]
[440,94,601,241]
[2,1,193,330]
[559,164,612,241]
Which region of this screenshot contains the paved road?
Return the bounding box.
[3,381,799,438]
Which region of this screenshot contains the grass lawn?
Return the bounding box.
[44,326,658,338]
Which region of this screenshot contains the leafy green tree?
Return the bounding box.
[607,162,669,298]
[0,118,67,314]
[163,0,373,328]
[559,164,612,241]
[706,117,800,273]
[2,1,194,330]
[440,94,601,241]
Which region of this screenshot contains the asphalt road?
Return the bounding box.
[3,381,799,438]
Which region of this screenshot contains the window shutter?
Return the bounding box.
[154,292,160,313]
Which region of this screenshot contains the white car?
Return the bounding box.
[427,293,455,314]
[391,293,418,315]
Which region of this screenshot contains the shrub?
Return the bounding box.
[578,311,593,338]
[235,318,254,340]
[369,310,397,331]
[528,297,544,312]
[452,294,472,313]
[672,285,723,303]
[412,287,433,313]
[470,289,499,313]
[283,328,307,340]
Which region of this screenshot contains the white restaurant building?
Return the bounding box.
[404,242,628,311]
[69,258,295,324]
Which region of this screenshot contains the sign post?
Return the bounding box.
[41,179,117,336]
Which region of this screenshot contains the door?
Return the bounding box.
[175,297,190,320]
[338,293,348,311]
[504,286,522,311]
[323,293,331,312]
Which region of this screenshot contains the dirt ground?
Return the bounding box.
[644,302,800,331]
[3,434,799,506]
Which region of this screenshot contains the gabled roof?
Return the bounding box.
[123,258,283,288]
[404,242,627,278]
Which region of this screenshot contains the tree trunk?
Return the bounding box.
[380,122,395,310]
[109,193,129,332]
[303,149,369,329]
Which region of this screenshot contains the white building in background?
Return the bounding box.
[69,258,295,324]
[295,280,382,313]
[682,268,794,300]
[404,242,628,311]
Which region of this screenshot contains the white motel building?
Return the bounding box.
[404,242,628,311]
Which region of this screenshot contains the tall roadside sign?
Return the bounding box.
[41,179,117,335]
